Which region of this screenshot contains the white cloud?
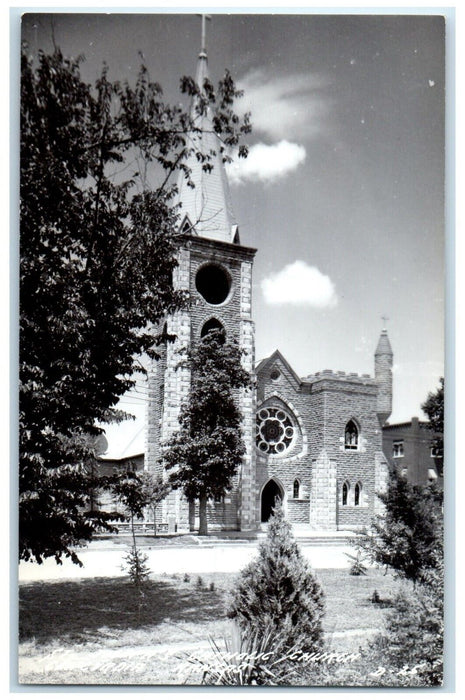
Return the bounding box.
[236,69,328,141]
[226,68,328,185]
[261,261,338,308]
[226,140,306,185]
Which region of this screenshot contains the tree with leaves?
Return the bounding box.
[112,470,171,534]
[372,560,444,685]
[355,383,445,686]
[137,471,172,537]
[163,329,252,535]
[360,469,443,585]
[228,500,325,658]
[421,377,444,475]
[112,470,170,586]
[357,518,444,687]
[20,44,250,565]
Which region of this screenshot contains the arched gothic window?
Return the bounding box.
[354,481,362,506]
[200,318,225,342]
[342,481,349,506]
[344,420,359,450]
[293,479,300,499]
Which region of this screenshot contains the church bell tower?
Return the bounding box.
[145,25,257,531]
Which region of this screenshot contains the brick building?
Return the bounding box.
[144,45,391,533]
[382,417,442,486]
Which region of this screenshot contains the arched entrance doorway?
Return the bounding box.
[261,479,284,522]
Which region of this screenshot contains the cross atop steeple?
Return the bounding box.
[381,314,389,330]
[196,13,211,56]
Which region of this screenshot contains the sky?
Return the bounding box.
[20,11,446,458]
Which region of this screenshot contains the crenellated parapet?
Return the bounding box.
[304,369,376,385]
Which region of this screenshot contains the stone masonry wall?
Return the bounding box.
[375,333,393,426]
[309,450,337,530]
[146,236,386,534]
[313,375,381,530]
[374,451,389,517]
[256,360,383,531]
[150,237,256,531]
[255,356,311,523]
[145,329,166,480]
[239,261,256,529]
[145,246,192,529]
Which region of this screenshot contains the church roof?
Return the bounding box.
[257,351,377,388]
[99,420,146,460]
[256,350,302,388]
[375,329,393,356]
[177,50,239,244]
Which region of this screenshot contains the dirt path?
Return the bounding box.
[19,638,210,675]
[19,627,378,681]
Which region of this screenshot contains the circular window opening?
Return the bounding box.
[256,407,296,456]
[195,264,231,305]
[200,318,225,343]
[270,368,281,381]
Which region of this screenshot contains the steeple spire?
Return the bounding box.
[177,16,239,245]
[199,13,211,56]
[375,327,393,426]
[375,327,393,356]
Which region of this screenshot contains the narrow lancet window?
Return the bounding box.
[342,481,349,506]
[344,420,359,450]
[293,479,300,499]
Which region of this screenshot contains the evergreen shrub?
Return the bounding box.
[228,501,325,656]
[371,554,444,686]
[124,545,151,588]
[346,550,368,576]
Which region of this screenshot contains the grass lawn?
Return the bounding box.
[18,567,401,686]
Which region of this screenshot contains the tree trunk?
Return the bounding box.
[199,495,208,535]
[188,500,196,532]
[131,512,137,550]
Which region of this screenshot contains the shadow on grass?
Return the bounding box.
[19,577,226,645]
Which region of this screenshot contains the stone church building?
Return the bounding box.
[145,45,391,533]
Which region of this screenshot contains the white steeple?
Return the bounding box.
[177,19,239,244]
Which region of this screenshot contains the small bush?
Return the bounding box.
[209,581,215,592]
[371,582,443,686]
[347,551,368,576]
[371,589,381,604]
[195,576,204,590]
[123,545,151,588]
[357,473,443,585]
[183,573,190,583]
[228,501,325,658]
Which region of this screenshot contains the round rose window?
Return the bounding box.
[256,407,295,455]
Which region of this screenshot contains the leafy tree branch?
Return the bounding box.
[20,44,250,564]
